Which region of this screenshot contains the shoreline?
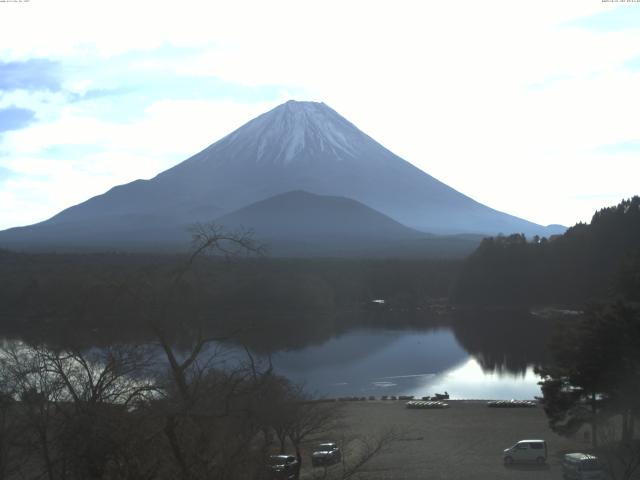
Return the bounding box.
[312,397,539,402]
[311,395,538,403]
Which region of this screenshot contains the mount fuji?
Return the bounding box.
[0,100,563,255]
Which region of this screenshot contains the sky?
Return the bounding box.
[0,0,639,230]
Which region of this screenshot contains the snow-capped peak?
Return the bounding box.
[219,100,364,165]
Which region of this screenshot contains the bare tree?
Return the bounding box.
[310,427,402,480]
[1,343,66,480]
[338,427,401,480]
[287,395,343,473]
[145,223,278,480]
[187,223,266,266]
[2,222,376,480]
[0,365,31,480]
[154,334,289,480]
[0,342,161,480]
[598,418,640,480]
[40,344,158,407]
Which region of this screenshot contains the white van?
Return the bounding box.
[503,439,547,464]
[562,453,607,480]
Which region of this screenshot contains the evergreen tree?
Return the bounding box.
[453,196,640,306]
[536,303,640,447]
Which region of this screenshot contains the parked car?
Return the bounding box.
[503,439,547,465]
[266,454,299,479]
[311,442,342,467]
[562,453,607,480]
[488,399,536,408]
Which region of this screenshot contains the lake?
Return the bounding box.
[263,327,542,400]
[0,308,553,401]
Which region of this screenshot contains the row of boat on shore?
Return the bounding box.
[311,396,537,408]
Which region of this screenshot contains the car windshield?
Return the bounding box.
[268,457,287,466]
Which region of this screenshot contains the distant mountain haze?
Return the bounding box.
[0,100,564,254]
[215,190,433,257]
[217,190,424,239]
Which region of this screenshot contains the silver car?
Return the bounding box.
[266,454,299,479]
[503,439,547,465]
[562,453,607,480]
[311,442,342,467]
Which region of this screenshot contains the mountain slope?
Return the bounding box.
[214,190,429,256]
[0,100,564,253]
[216,190,425,239]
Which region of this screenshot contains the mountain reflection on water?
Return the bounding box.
[268,325,544,399]
[0,308,553,400]
[236,308,553,399]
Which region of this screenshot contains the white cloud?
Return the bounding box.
[1,0,639,229]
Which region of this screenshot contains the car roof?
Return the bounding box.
[565,453,598,460]
[518,439,545,443]
[269,455,293,460]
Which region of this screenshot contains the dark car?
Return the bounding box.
[266,454,299,479]
[311,442,342,467]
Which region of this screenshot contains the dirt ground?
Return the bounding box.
[300,400,590,480]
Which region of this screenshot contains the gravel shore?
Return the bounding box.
[300,400,588,480]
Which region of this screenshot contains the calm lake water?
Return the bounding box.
[260,327,542,400]
[1,309,552,400]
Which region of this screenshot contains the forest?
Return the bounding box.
[452,196,640,307]
[0,246,459,349]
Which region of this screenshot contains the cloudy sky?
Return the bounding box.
[0,0,639,230]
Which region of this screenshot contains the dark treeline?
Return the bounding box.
[0,240,557,378]
[452,196,640,307]
[0,250,460,348]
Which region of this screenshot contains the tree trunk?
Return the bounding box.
[591,392,598,448]
[39,428,55,480]
[622,409,630,444]
[164,415,190,480]
[294,445,302,480]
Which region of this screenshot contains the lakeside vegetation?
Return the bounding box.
[0,250,459,346]
[452,196,640,307]
[450,197,640,479]
[0,197,639,479]
[0,227,405,480]
[3,198,638,340]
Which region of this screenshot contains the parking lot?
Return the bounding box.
[300,400,589,480]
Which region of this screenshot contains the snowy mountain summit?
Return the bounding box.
[0,100,565,253]
[218,100,361,165]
